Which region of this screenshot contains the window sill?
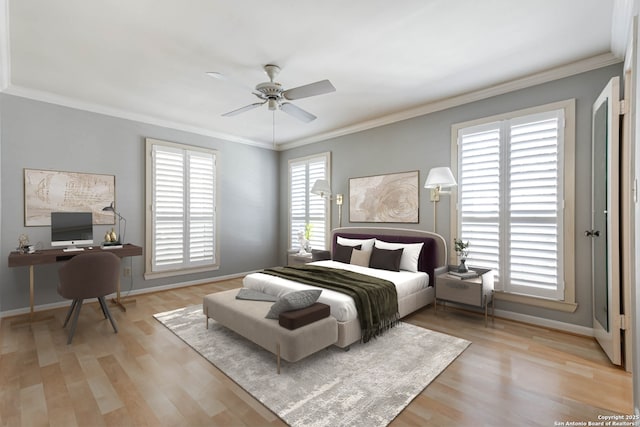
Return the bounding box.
[493,291,578,313]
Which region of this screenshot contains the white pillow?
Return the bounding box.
[336,236,375,252]
[374,240,424,272]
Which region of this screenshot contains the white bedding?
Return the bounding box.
[242,260,430,322]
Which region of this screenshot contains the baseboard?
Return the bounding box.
[0,271,252,320]
[437,301,594,337]
[493,308,594,337]
[117,271,250,298]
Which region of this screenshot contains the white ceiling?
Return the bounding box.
[1,0,626,149]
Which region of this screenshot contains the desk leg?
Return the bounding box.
[11,265,54,327]
[29,265,34,322]
[111,277,135,312]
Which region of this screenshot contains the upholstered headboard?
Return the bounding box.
[330,227,448,282]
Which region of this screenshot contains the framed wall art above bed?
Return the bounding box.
[349,170,419,223]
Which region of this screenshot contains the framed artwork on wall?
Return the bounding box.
[23,168,116,226]
[349,170,419,223]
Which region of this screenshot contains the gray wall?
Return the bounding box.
[279,63,623,328]
[0,94,279,313]
[0,62,624,327]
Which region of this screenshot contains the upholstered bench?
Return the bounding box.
[203,289,338,373]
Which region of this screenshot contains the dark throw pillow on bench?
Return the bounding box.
[278,302,331,330]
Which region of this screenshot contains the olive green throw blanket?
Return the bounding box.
[262,265,399,343]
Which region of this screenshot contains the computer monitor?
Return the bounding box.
[50,212,94,252]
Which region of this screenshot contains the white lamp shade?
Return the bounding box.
[424,167,457,189]
[311,179,332,196]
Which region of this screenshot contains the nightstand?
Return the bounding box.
[287,252,313,266]
[287,249,331,266]
[435,266,495,326]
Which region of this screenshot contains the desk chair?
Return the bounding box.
[57,251,120,344]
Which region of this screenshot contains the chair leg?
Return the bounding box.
[67,299,84,345]
[98,296,109,319]
[98,296,118,334]
[63,299,78,328]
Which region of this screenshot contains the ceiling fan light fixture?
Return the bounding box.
[268,98,278,110]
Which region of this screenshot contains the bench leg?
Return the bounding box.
[277,343,281,375]
[205,306,209,329]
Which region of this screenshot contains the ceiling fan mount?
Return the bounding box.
[254,64,283,102]
[263,64,281,81]
[211,64,336,122]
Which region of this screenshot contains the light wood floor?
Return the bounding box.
[0,278,633,427]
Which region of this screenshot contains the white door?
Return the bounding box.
[590,76,622,366]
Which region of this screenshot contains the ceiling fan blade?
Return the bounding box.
[206,71,258,94]
[280,102,317,123]
[221,102,265,117]
[282,79,336,100]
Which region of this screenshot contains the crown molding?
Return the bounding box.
[278,52,622,151]
[3,84,276,150]
[2,51,621,153]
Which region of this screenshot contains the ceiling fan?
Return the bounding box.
[208,64,336,123]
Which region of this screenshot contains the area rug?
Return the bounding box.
[154,305,470,427]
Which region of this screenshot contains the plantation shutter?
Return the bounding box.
[290,162,307,250]
[289,153,330,251]
[457,109,564,299]
[153,146,185,269]
[151,143,217,272]
[508,112,563,298]
[307,158,328,250]
[188,151,216,264]
[458,123,501,276]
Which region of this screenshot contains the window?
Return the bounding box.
[145,138,218,278]
[289,153,330,251]
[453,100,575,302]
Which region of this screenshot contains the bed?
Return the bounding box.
[243,227,448,348]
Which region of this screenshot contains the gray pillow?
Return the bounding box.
[265,289,322,319]
[235,288,278,302]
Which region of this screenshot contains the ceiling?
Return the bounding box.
[1,1,627,149]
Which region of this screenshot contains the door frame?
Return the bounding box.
[623,47,637,374]
[591,76,622,366]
